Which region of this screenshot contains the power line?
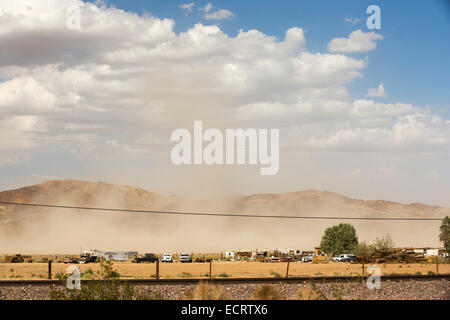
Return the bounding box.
[0,135,447,154]
[0,135,173,148]
[0,201,444,221]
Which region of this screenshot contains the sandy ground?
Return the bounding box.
[0,261,448,280]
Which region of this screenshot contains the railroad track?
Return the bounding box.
[1,273,449,286]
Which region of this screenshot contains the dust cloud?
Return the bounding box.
[0,181,446,254]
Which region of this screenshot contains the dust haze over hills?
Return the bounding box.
[0,180,447,254]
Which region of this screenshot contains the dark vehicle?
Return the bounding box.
[134,253,158,263]
[179,254,192,263]
[344,255,357,262]
[195,258,212,263]
[78,255,98,264]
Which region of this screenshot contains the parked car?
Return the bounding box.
[161,254,173,263]
[179,253,192,263]
[270,256,280,263]
[344,255,357,262]
[134,253,159,263]
[78,255,97,264]
[301,255,313,262]
[332,254,354,262]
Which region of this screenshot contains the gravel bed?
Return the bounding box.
[0,280,448,300]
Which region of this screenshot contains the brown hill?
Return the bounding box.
[0,180,448,253]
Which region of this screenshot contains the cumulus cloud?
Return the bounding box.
[328,29,383,53]
[366,83,387,98]
[0,0,449,205]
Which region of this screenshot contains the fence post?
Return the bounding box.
[285,261,290,278]
[156,260,160,279]
[436,256,439,275]
[362,257,365,276]
[48,260,52,279]
[209,260,212,279]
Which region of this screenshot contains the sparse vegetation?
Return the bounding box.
[373,234,395,251]
[183,282,225,300]
[355,241,375,258]
[296,286,321,300]
[252,285,284,300]
[50,259,162,300]
[218,272,230,278]
[179,272,193,278]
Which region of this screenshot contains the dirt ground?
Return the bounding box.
[0,261,448,280]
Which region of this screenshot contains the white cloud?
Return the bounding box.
[200,3,213,12]
[179,3,194,15]
[0,0,444,157]
[328,29,383,53]
[199,3,235,20]
[205,9,236,20]
[0,0,449,205]
[366,83,387,98]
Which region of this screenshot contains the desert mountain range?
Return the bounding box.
[0,180,448,253]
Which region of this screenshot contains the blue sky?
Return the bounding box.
[101,0,450,113]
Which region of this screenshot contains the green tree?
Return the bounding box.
[439,216,450,254]
[320,223,358,255]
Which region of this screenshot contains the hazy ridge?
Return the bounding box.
[0,180,447,253]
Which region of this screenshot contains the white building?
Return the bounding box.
[224,251,235,259]
[82,250,138,261]
[425,249,439,256]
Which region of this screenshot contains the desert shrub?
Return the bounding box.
[373,234,395,251]
[218,273,230,278]
[81,268,95,280]
[179,272,193,278]
[427,271,435,276]
[252,285,284,300]
[50,259,162,300]
[183,282,225,300]
[296,286,321,300]
[415,271,422,275]
[354,241,375,258]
